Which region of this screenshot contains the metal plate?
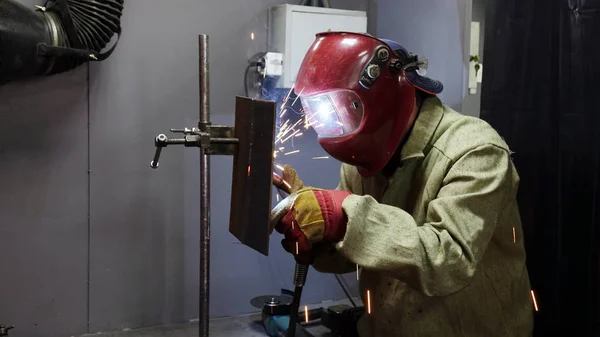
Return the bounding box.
[229,96,276,256]
[250,295,293,309]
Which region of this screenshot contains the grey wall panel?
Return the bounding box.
[377,0,471,112]
[0,65,89,337]
[462,0,485,117]
[89,0,366,332]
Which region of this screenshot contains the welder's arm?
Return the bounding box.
[311,164,359,274]
[336,144,514,296]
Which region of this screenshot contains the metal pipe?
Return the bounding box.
[322,0,332,7]
[200,149,210,337]
[210,138,239,144]
[198,34,211,337]
[199,35,210,126]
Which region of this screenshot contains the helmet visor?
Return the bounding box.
[300,90,364,138]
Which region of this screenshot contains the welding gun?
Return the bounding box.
[272,174,309,337]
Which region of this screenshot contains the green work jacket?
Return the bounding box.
[313,96,534,337]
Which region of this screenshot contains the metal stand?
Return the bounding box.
[151,33,276,337]
[150,35,238,337]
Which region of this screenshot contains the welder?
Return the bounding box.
[271,32,534,337]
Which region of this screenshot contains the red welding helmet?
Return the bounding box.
[295,32,443,176]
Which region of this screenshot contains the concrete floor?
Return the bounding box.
[87,298,362,337]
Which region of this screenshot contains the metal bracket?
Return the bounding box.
[150,125,237,168]
[0,325,14,337]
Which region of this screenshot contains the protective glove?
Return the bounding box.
[272,165,304,194]
[271,187,351,264]
[271,165,306,233]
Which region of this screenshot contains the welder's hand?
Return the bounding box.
[273,188,351,264]
[272,165,304,194]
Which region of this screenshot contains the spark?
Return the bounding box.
[312,156,329,160]
[304,114,318,129]
[306,111,318,123]
[279,147,285,151]
[305,306,309,323]
[513,227,516,243]
[273,151,278,158]
[291,88,305,106]
[275,164,285,171]
[285,150,300,156]
[290,117,304,130]
[282,179,292,190]
[276,194,280,202]
[250,32,255,40]
[356,264,359,280]
[335,121,344,126]
[314,123,325,128]
[531,290,539,312]
[367,290,371,314]
[277,121,291,139]
[276,120,292,139]
[295,132,303,137]
[283,86,295,103]
[247,166,251,176]
[280,109,287,118]
[277,119,304,144]
[296,242,299,255]
[282,129,301,143]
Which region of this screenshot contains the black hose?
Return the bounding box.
[288,263,309,337]
[288,285,303,337]
[50,0,124,74]
[0,0,123,85]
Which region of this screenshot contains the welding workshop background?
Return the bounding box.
[1,0,600,336]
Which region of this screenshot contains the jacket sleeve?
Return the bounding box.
[311,164,359,274]
[336,144,514,296]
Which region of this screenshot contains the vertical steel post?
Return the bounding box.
[198,34,211,337]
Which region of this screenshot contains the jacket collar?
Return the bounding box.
[400,96,445,161]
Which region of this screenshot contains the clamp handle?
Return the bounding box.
[150,134,168,169]
[0,325,15,336]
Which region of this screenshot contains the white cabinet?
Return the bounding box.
[269,5,368,88]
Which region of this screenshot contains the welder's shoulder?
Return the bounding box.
[433,105,512,162]
[338,163,362,193]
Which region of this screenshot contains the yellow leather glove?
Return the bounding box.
[272,165,304,194]
[272,187,351,264]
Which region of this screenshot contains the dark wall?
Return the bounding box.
[0,1,369,336]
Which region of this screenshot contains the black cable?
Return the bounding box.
[288,285,303,337]
[288,264,309,337]
[244,52,267,98]
[334,274,357,308]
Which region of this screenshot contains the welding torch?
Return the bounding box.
[272,173,310,337]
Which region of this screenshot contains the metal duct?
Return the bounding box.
[0,0,123,85]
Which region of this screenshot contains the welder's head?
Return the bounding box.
[295,32,443,177]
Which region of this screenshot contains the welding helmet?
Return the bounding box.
[295,32,443,176]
